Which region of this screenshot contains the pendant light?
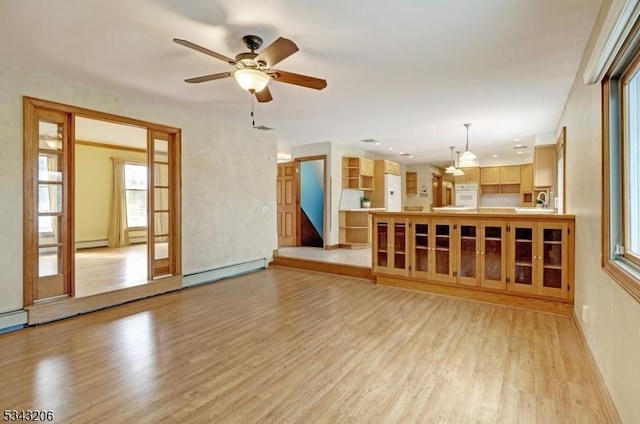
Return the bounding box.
[445,146,457,174]
[459,122,476,162]
[453,151,465,176]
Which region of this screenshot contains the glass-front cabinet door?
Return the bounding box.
[431,219,455,283]
[509,222,536,294]
[457,220,479,286]
[411,218,431,279]
[537,222,569,298]
[373,217,408,276]
[480,221,507,290]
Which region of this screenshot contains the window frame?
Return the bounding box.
[123,162,148,230]
[602,20,640,303]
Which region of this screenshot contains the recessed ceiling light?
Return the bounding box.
[514,144,527,149]
[374,142,381,146]
[514,138,521,142]
[492,154,499,158]
[409,155,414,158]
[388,147,394,151]
[517,151,524,154]
[399,151,405,155]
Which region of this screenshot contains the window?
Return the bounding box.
[124,163,147,228]
[602,20,640,302]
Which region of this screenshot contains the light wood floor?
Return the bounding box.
[74,244,148,297]
[0,267,611,423]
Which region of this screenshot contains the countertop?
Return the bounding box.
[339,208,386,212]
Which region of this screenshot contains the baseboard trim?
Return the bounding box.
[571,312,622,423]
[0,310,28,334]
[182,258,268,288]
[26,276,183,325]
[325,244,340,250]
[75,237,146,250]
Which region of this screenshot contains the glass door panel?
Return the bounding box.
[539,225,567,297]
[433,223,452,280]
[393,222,406,270]
[375,221,388,268]
[413,222,429,275]
[149,131,173,278]
[510,224,535,293]
[29,109,73,302]
[459,224,477,279]
[481,222,506,290]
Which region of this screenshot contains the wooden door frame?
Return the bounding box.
[295,155,328,249]
[23,97,182,306]
[432,173,443,207]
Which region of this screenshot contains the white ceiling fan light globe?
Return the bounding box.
[234,68,270,92]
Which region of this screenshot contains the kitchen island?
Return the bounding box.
[371,211,574,304]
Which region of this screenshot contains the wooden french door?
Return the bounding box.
[24,97,181,306]
[277,161,297,247]
[148,130,181,278]
[24,104,74,303]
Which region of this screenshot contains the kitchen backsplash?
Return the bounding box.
[480,194,520,207]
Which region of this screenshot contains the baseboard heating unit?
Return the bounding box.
[0,310,28,334]
[182,258,269,288]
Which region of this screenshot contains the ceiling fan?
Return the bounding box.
[173,35,327,103]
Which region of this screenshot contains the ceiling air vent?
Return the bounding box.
[361,139,377,143]
[253,125,274,131]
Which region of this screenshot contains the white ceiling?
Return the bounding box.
[0,0,601,166]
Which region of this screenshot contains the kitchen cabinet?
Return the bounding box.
[339,210,375,248]
[410,218,455,283]
[499,166,521,184]
[480,167,500,185]
[454,167,479,184]
[509,221,570,299]
[456,220,508,290]
[520,164,534,206]
[373,216,409,276]
[380,160,400,175]
[372,212,574,302]
[534,146,556,187]
[405,172,418,196]
[342,157,374,190]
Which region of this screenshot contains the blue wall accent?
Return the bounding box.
[300,160,324,239]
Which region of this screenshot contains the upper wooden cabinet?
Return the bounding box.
[454,167,479,184]
[406,171,418,195]
[521,164,534,192]
[534,146,556,187]
[342,157,374,190]
[379,160,400,175]
[480,167,500,185]
[499,166,521,184]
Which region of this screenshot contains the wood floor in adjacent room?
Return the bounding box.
[0,267,611,423]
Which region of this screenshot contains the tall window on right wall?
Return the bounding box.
[602,19,640,302]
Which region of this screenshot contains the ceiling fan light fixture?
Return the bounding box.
[234,68,270,93]
[453,168,465,176]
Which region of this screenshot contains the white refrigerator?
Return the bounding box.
[384,174,402,211]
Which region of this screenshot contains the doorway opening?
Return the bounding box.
[23,97,181,305]
[298,157,326,248]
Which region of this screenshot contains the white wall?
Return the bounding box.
[558,1,640,421]
[0,60,278,313]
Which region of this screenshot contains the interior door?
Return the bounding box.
[432,174,443,207]
[277,161,297,247]
[24,105,74,302]
[148,130,178,278]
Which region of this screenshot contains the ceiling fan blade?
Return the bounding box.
[173,38,235,64]
[255,86,273,103]
[184,72,232,83]
[271,70,327,90]
[255,37,299,67]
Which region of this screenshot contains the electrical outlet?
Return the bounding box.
[582,305,590,325]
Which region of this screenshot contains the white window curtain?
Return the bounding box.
[108,158,130,247]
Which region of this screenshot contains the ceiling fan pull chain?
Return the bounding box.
[250,92,255,127]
